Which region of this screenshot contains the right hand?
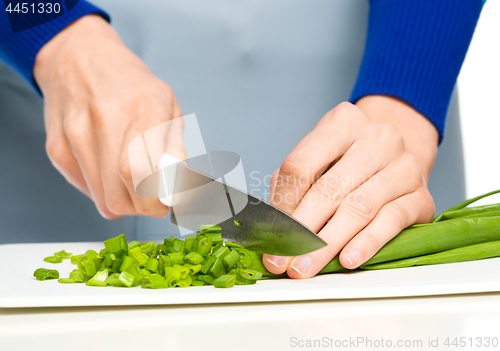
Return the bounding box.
[34,15,186,219]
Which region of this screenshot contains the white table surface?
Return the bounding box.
[2,242,500,350]
[1,292,500,351]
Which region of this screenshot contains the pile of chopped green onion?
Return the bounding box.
[33,225,282,288]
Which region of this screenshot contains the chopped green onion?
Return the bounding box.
[197,275,215,285]
[209,257,227,278]
[129,246,148,266]
[86,270,108,287]
[146,257,159,272]
[105,273,126,287]
[213,245,230,259]
[104,234,128,255]
[223,250,240,269]
[196,237,212,256]
[119,255,136,272]
[43,256,62,264]
[82,250,98,261]
[184,263,202,275]
[141,274,168,289]
[184,251,204,265]
[236,268,263,280]
[199,224,221,233]
[140,241,158,257]
[118,271,135,288]
[82,260,97,277]
[191,280,205,286]
[70,254,83,264]
[33,268,59,281]
[69,269,85,283]
[167,252,185,265]
[184,237,196,252]
[58,278,76,284]
[54,250,72,259]
[213,274,236,288]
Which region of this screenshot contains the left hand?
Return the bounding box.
[262,97,438,278]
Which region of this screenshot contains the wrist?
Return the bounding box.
[355,95,439,182]
[33,14,120,93]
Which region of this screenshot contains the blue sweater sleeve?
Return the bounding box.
[350,0,483,142]
[0,1,109,94]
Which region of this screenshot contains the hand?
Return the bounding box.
[34,15,185,219]
[263,97,438,278]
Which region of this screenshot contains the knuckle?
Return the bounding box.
[279,155,309,186]
[310,174,348,205]
[63,116,85,145]
[325,102,363,124]
[118,157,133,182]
[402,154,423,184]
[344,192,377,221]
[46,140,71,169]
[364,231,382,250]
[419,188,436,221]
[374,122,403,146]
[383,205,408,231]
[106,196,134,216]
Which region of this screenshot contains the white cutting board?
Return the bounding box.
[1,242,500,308]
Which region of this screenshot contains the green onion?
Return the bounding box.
[129,246,149,266]
[105,273,127,287]
[213,274,236,288]
[236,268,263,280]
[70,254,83,264]
[118,271,135,288]
[86,270,108,287]
[141,274,168,289]
[146,257,159,272]
[104,234,128,255]
[119,255,136,272]
[54,250,72,259]
[223,250,240,269]
[33,268,59,281]
[184,251,204,265]
[168,252,185,265]
[58,278,76,284]
[43,256,63,264]
[69,269,85,283]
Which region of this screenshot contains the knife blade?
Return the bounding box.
[167,162,327,256]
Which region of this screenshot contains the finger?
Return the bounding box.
[65,118,119,220]
[44,102,91,198]
[271,102,367,214]
[291,127,404,232]
[262,169,293,273]
[46,134,91,198]
[268,168,280,202]
[286,155,422,278]
[97,125,139,217]
[120,126,171,218]
[339,188,435,269]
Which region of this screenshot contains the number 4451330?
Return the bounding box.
[5,2,61,14]
[444,337,499,348]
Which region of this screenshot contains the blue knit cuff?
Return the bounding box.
[350,0,483,142]
[0,1,110,95]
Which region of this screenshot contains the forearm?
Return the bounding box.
[355,95,438,182]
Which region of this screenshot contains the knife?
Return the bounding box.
[158,153,327,256]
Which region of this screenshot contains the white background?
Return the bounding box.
[458,0,500,205]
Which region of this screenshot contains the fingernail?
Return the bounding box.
[345,249,361,266]
[291,256,312,275]
[267,255,287,267]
